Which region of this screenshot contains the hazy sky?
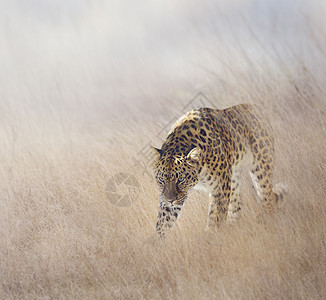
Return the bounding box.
[0,0,323,117]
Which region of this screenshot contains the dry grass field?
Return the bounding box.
[0,0,325,299]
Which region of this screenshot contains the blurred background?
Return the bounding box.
[1,0,325,122]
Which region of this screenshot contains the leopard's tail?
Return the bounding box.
[273,182,288,207]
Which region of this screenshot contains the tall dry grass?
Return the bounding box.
[0,0,325,299]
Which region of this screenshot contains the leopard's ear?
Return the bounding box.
[186,147,201,167]
[150,147,163,165]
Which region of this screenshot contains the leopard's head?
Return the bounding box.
[151,147,202,206]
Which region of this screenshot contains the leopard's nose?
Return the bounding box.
[165,195,177,203]
[163,190,177,202]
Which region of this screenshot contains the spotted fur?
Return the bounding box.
[151,104,284,236]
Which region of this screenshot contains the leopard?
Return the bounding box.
[151,103,285,236]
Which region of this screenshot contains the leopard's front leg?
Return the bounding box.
[156,200,183,236]
[207,172,232,229]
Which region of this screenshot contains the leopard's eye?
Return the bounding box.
[178,177,185,183]
[158,177,165,184]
